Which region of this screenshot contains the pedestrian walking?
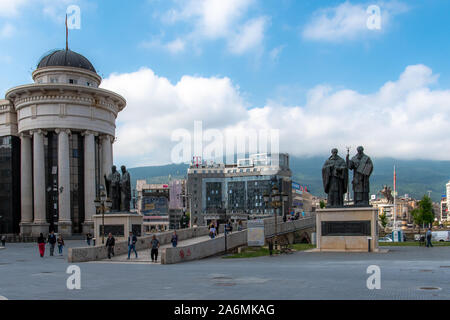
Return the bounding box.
[268,239,274,256]
[47,231,56,256]
[237,220,243,231]
[150,235,160,262]
[37,233,46,257]
[1,235,6,247]
[57,234,65,255]
[105,233,115,259]
[127,231,138,259]
[171,231,178,248]
[209,224,217,239]
[216,220,220,235]
[225,220,233,234]
[86,233,92,246]
[426,228,433,247]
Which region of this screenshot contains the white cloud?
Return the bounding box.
[0,0,30,17]
[153,0,267,55]
[166,38,186,54]
[0,23,15,38]
[102,64,450,167]
[140,37,186,54]
[101,68,248,166]
[269,45,285,62]
[227,16,268,55]
[302,1,408,42]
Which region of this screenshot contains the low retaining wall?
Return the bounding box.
[68,226,209,263]
[162,230,248,264]
[161,216,316,264]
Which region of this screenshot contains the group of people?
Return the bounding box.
[104,232,161,263]
[36,231,65,257]
[208,220,234,239]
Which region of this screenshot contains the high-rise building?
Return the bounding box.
[136,180,170,231]
[187,153,292,226]
[1,49,126,236]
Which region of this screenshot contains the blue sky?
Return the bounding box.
[1,0,450,166]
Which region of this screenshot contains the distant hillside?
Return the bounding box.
[128,157,450,202]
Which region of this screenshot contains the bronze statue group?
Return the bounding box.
[322,146,373,208]
[104,165,132,212]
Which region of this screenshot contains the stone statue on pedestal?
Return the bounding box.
[347,146,373,207]
[120,165,131,212]
[104,165,121,211]
[322,148,348,208]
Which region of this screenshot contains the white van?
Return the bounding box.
[432,231,450,242]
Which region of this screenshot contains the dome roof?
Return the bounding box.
[37,49,96,73]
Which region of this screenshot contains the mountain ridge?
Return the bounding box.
[128,157,450,202]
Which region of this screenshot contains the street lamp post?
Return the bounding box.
[264,185,289,252]
[94,185,112,245]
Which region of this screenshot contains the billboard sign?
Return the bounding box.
[247,219,265,247]
[292,182,308,194]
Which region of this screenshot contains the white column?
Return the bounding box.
[56,129,72,233]
[101,135,113,180]
[20,132,33,234]
[83,131,96,225]
[32,130,47,224]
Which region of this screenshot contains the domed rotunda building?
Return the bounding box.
[0,49,126,236]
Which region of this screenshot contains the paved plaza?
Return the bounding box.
[1,241,450,300]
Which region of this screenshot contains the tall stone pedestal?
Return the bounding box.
[316,207,379,252]
[93,212,143,244]
[20,222,33,236]
[30,222,50,237]
[82,221,94,235]
[57,221,73,237]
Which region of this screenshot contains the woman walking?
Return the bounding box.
[37,233,46,258]
[209,223,217,239]
[171,231,178,248]
[57,234,65,255]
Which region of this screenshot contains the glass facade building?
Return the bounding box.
[0,135,20,234]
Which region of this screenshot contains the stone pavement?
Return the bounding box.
[95,234,225,264]
[2,241,450,299]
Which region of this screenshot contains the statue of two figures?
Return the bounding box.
[104,165,131,212]
[322,146,373,208]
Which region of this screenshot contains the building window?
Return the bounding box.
[69,79,78,84]
[50,77,58,83]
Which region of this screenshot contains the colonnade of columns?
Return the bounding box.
[19,129,114,236]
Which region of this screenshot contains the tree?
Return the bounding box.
[412,195,434,233]
[379,210,388,230]
[319,200,326,209]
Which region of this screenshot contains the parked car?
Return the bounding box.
[432,231,450,242]
[379,236,393,242]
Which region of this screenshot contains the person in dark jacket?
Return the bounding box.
[171,231,178,248]
[37,233,46,257]
[426,228,433,247]
[86,233,93,246]
[150,235,160,262]
[1,235,6,247]
[105,233,115,259]
[47,231,57,256]
[127,231,138,259]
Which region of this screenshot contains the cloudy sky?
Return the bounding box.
[1,0,450,167]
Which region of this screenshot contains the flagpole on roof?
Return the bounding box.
[65,14,69,51]
[393,165,397,234]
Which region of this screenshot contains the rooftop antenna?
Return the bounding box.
[65,14,69,51]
